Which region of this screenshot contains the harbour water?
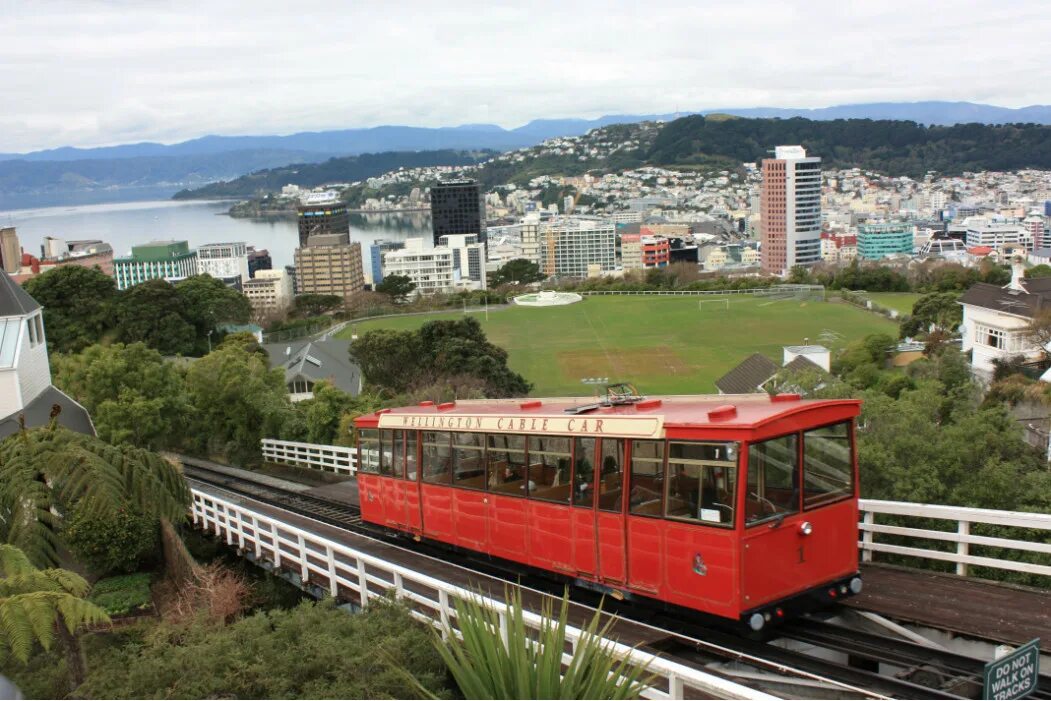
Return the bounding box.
[0,199,431,270]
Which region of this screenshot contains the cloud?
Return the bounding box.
[0,0,1048,151]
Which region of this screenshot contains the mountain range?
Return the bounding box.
[2,101,1050,209]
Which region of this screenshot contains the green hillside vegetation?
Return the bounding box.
[647,116,1051,176]
[173,149,493,200]
[338,296,897,396]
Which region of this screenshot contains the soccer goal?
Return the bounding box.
[699,298,730,311]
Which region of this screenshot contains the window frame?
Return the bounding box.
[357,428,381,475]
[628,439,666,519]
[663,441,739,529]
[801,420,856,511]
[744,432,800,527]
[527,435,573,504]
[451,431,488,491]
[486,433,529,497]
[421,431,453,485]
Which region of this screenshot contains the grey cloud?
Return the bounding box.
[0,0,1048,151]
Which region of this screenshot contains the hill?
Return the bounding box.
[172,150,494,200]
[646,116,1051,176]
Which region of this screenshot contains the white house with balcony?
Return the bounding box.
[0,271,94,438]
[959,262,1051,378]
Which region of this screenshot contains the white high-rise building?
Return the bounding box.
[383,238,484,296]
[438,234,487,289]
[195,242,250,284]
[241,268,294,316]
[541,218,616,278]
[760,145,822,275]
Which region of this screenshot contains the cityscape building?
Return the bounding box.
[112,240,197,290]
[760,145,822,275]
[857,223,915,260]
[297,194,349,248]
[293,233,364,301]
[247,247,273,277]
[430,179,486,244]
[963,218,1031,251]
[0,228,19,275]
[382,237,486,295]
[196,242,250,285]
[437,234,487,288]
[542,219,616,278]
[368,239,406,287]
[620,233,671,271]
[242,268,294,316]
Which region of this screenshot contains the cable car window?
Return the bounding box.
[572,437,597,507]
[422,432,452,484]
[358,429,380,474]
[598,439,625,512]
[665,442,737,527]
[380,430,403,479]
[746,434,799,526]
[405,431,418,481]
[629,440,665,516]
[527,436,571,503]
[488,434,527,496]
[452,432,487,489]
[803,422,853,509]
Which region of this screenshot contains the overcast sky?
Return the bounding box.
[2,0,1048,152]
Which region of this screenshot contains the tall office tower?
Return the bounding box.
[0,228,20,274]
[430,179,486,245]
[1024,213,1048,250]
[297,194,349,248]
[293,232,364,301]
[196,242,250,286]
[760,146,822,275]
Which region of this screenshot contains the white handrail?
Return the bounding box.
[858,499,1051,578]
[190,488,779,700]
[262,438,358,475]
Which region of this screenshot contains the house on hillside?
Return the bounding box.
[715,345,831,394]
[959,262,1051,378]
[262,338,362,402]
[0,271,95,439]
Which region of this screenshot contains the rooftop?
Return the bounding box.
[0,270,41,317]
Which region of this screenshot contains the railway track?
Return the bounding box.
[180,459,1046,700]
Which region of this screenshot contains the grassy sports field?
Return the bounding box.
[337,295,898,396]
[860,292,922,315]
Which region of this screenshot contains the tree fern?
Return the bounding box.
[0,425,189,566]
[0,546,109,664]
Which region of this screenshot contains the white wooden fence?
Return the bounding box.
[580,284,825,298]
[858,499,1051,578]
[262,438,359,475]
[190,488,779,701]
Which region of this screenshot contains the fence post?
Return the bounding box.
[326,546,338,596]
[438,590,451,640]
[297,534,309,582]
[861,510,875,563]
[252,515,262,559]
[957,521,970,577]
[271,522,282,568]
[356,557,369,607]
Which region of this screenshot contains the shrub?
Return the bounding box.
[63,504,159,576]
[89,573,153,616]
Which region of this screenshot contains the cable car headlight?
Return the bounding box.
[799,521,813,536]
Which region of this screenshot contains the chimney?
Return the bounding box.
[1009,256,1027,291]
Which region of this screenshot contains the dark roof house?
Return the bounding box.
[715,349,828,395]
[263,338,361,400]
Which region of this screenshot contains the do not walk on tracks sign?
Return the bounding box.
[984,639,1041,700]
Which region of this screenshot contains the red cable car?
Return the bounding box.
[355,391,862,630]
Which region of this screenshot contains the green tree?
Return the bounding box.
[184,342,290,464]
[0,545,109,690]
[51,343,189,450]
[375,274,417,303]
[175,275,252,351]
[349,329,424,393]
[74,599,448,699]
[1025,264,1051,279]
[489,258,545,288]
[899,292,963,339]
[21,266,117,353]
[0,426,189,567]
[293,293,344,317]
[433,588,652,699]
[293,383,382,445]
[114,279,197,355]
[63,504,159,577]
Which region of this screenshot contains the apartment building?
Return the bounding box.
[621,233,670,271]
[760,145,822,275]
[438,234,487,288]
[382,238,458,295]
[542,219,616,278]
[196,242,250,285]
[964,218,1032,251]
[113,240,197,290]
[241,268,294,316]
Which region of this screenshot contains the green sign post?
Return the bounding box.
[984,639,1041,700]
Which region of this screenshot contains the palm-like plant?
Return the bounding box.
[0,544,110,688]
[435,587,655,700]
[0,424,190,567]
